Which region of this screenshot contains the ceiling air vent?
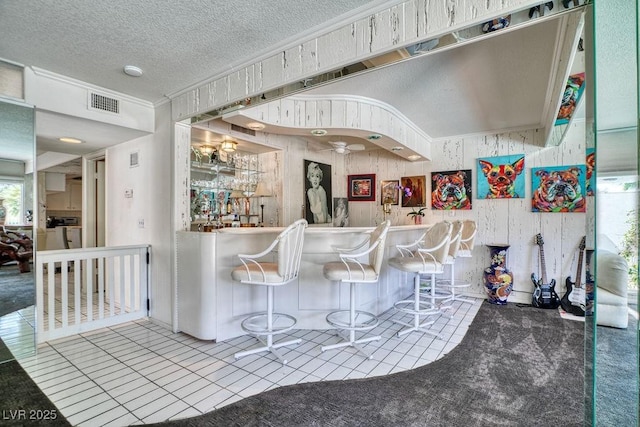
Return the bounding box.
[230,124,256,136]
[89,92,120,114]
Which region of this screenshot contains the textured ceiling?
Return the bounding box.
[0,0,380,104]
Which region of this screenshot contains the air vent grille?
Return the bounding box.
[231,124,256,136]
[90,92,119,114]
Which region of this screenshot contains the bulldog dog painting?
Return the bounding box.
[431,170,472,210]
[477,154,525,199]
[531,165,587,213]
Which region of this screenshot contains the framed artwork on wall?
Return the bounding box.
[348,174,376,202]
[400,176,426,208]
[555,72,586,126]
[431,170,472,210]
[333,197,349,227]
[304,160,333,224]
[380,180,399,205]
[531,165,586,212]
[477,154,525,199]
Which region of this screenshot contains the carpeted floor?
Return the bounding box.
[153,302,585,427]
[0,339,69,426]
[0,264,35,317]
[596,312,639,426]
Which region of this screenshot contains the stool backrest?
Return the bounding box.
[460,220,477,251]
[422,221,452,264]
[448,220,463,258]
[369,220,391,274]
[277,219,308,281]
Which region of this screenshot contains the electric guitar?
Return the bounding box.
[560,236,586,316]
[531,234,561,309]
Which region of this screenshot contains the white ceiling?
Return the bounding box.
[0,1,636,166]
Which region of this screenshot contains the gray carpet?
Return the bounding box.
[0,264,34,317]
[596,313,639,426]
[0,339,70,426]
[154,302,584,427]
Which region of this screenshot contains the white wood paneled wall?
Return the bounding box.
[171,0,544,121]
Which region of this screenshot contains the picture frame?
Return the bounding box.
[348,174,376,202]
[555,72,586,126]
[400,175,426,208]
[531,164,586,213]
[333,197,349,227]
[381,180,400,205]
[430,170,472,210]
[304,160,333,224]
[477,154,525,199]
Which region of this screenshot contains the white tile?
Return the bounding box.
[172,377,215,401]
[122,387,168,412]
[170,406,203,421]
[141,399,191,424]
[132,393,182,420]
[65,397,121,426]
[193,388,235,413]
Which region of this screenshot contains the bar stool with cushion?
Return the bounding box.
[321,220,390,359]
[443,219,477,304]
[388,221,452,338]
[231,219,308,365]
[421,220,464,311]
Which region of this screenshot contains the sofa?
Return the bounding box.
[596,249,629,329]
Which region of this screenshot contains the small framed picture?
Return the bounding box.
[348,174,376,202]
[381,180,399,205]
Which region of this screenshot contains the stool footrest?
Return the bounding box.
[326,310,379,331]
[435,279,472,289]
[241,312,297,336]
[393,299,440,316]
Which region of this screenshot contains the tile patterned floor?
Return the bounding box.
[1,299,481,426]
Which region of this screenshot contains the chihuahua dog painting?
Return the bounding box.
[477,155,525,199]
[431,170,472,210]
[531,165,586,213]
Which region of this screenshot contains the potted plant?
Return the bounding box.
[407,206,426,224]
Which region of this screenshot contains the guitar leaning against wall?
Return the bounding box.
[531,233,561,309]
[560,236,586,316]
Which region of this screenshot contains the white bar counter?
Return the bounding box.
[176,224,430,341]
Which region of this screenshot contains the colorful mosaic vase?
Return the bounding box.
[483,244,514,305]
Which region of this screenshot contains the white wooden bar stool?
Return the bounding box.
[321,220,390,359]
[231,219,307,365]
[441,219,477,304]
[421,220,463,314]
[388,221,452,338]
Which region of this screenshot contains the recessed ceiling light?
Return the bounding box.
[408,154,421,161]
[368,134,382,140]
[310,129,327,136]
[246,122,266,130]
[59,137,83,144]
[391,146,404,151]
[123,65,143,77]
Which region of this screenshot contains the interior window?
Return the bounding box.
[597,174,639,289]
[0,180,24,225]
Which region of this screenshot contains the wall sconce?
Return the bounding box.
[253,182,273,226]
[220,140,237,152]
[200,144,214,155]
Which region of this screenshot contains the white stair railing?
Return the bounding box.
[36,245,150,343]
